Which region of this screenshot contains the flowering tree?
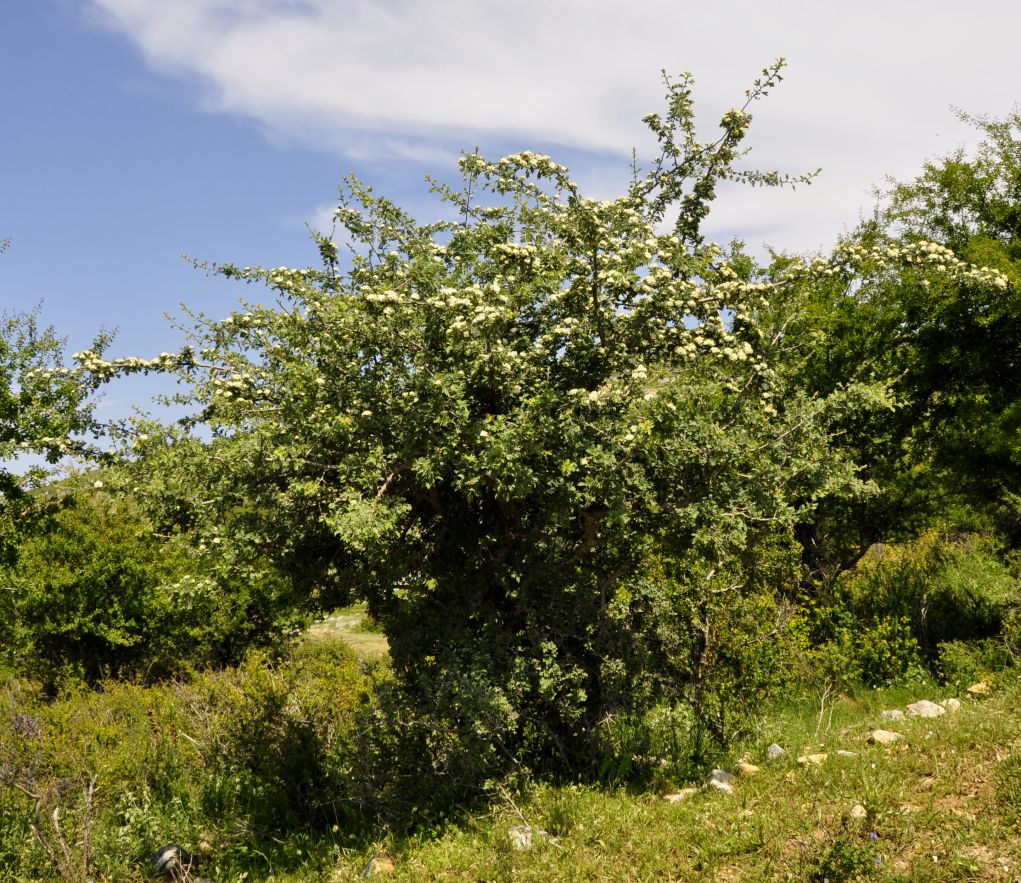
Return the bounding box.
[0,307,110,568]
[69,63,1008,775]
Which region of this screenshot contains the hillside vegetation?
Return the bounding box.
[2,64,1021,880]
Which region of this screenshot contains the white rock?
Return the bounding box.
[662,788,699,803]
[849,804,868,819]
[508,825,532,851]
[906,700,946,719]
[706,769,734,793]
[734,762,760,776]
[967,681,991,697]
[880,709,905,721]
[797,753,828,766]
[766,743,785,761]
[868,729,904,745]
[944,698,961,713]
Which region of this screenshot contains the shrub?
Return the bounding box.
[0,480,299,689]
[182,642,369,834]
[69,64,1004,791]
[846,532,1017,653]
[0,643,372,880]
[936,638,1013,690]
[806,532,1019,689]
[99,63,897,786]
[809,611,925,689]
[809,835,885,882]
[631,533,811,744]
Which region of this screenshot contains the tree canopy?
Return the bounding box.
[38,63,995,773]
[5,68,1016,784]
[0,305,111,567]
[786,110,1021,572]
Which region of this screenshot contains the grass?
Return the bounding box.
[317,679,1021,881]
[304,611,1021,880]
[306,602,389,659]
[5,624,1021,880]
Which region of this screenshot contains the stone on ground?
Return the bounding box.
[154,844,196,878]
[508,825,533,851]
[707,768,734,793]
[868,729,904,745]
[766,743,786,761]
[360,854,396,877]
[906,700,945,718]
[663,787,700,803]
[880,709,905,721]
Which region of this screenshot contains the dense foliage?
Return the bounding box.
[118,64,861,771]
[46,64,1003,778]
[0,477,300,689]
[787,111,1021,572]
[2,70,1020,861]
[0,641,371,881]
[0,307,109,567]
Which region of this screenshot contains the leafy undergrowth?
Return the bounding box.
[0,641,380,882]
[4,649,1021,881]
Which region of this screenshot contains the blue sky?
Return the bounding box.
[3,0,1021,422]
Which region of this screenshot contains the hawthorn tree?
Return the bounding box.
[74,63,1007,776]
[0,303,112,663]
[0,307,110,567]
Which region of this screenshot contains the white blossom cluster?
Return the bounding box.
[829,240,1009,288]
[52,131,1012,466]
[720,108,751,137]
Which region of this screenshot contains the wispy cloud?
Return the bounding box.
[88,0,1021,252]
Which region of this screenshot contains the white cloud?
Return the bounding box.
[88,0,1021,252]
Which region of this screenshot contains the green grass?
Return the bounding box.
[319,680,1021,881]
[4,646,1021,881]
[306,602,389,659]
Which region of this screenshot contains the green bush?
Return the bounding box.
[809,835,885,882]
[109,63,898,789]
[841,531,1018,656]
[936,638,1013,690]
[1000,603,1021,662]
[799,531,1021,689]
[636,534,811,746]
[0,481,299,689]
[803,532,1019,690]
[0,643,372,880]
[593,701,698,786]
[183,642,369,834]
[809,611,925,689]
